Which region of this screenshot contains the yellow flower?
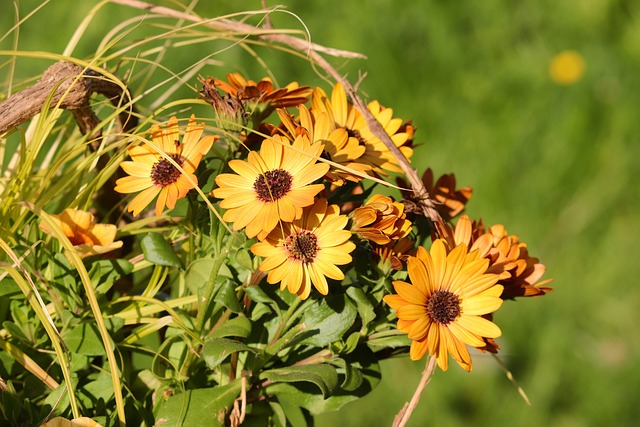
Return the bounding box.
[114,115,215,216]
[39,209,122,259]
[351,194,412,245]
[212,134,329,240]
[384,240,504,371]
[277,105,371,185]
[549,50,585,85]
[311,83,414,176]
[251,198,355,300]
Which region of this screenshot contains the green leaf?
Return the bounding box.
[341,331,361,354]
[185,258,214,296]
[63,322,106,356]
[346,286,376,327]
[214,279,242,313]
[260,365,339,398]
[141,233,181,268]
[202,337,258,369]
[0,278,21,298]
[234,248,253,270]
[154,380,242,426]
[298,295,357,347]
[367,334,412,349]
[268,348,381,415]
[277,398,311,427]
[77,371,114,408]
[210,316,252,339]
[88,259,133,295]
[333,358,364,391]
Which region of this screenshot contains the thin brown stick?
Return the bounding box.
[109,0,447,235]
[109,0,366,59]
[392,356,437,427]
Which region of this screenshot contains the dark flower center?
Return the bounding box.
[346,128,366,145]
[426,290,461,325]
[151,154,184,187]
[285,231,318,263]
[253,169,293,202]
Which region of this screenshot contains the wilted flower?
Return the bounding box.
[351,194,412,245]
[399,168,472,221]
[213,73,311,123]
[211,134,329,240]
[199,76,246,133]
[39,209,122,259]
[114,115,215,216]
[384,240,504,371]
[251,198,355,300]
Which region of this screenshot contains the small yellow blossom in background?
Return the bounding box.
[251,198,355,300]
[39,209,122,259]
[212,134,329,240]
[114,115,215,216]
[549,50,586,85]
[384,240,504,371]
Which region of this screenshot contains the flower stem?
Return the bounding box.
[392,356,437,427]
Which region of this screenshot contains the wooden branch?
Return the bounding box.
[0,61,138,141]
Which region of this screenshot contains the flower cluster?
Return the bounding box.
[99,73,551,373]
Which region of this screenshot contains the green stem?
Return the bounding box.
[194,234,236,334]
[267,297,304,348]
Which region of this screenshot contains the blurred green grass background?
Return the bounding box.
[2,1,639,425]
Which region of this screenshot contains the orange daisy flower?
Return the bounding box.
[384,240,504,371]
[251,198,355,300]
[39,209,122,259]
[114,115,215,216]
[211,134,329,240]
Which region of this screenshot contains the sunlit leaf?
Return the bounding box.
[210,315,252,339]
[63,322,106,356]
[202,337,258,369]
[298,295,357,347]
[154,380,242,426]
[141,233,181,268]
[214,279,242,313]
[346,286,376,327]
